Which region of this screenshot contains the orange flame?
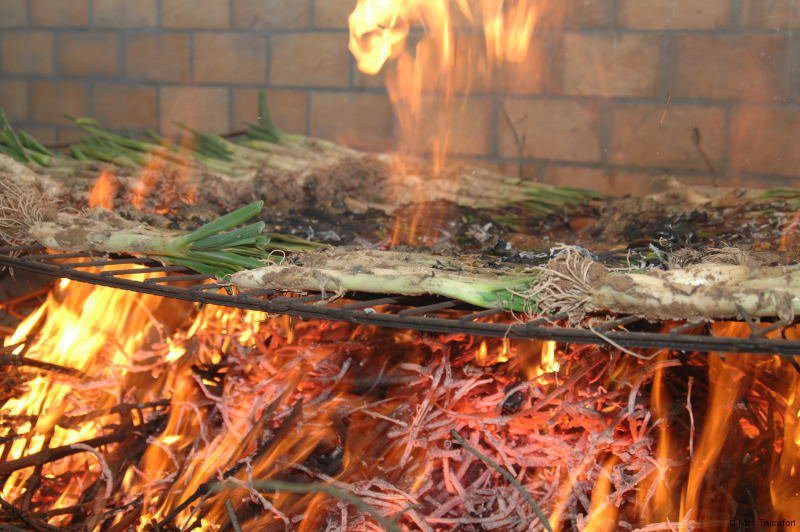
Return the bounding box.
[350,0,541,168]
[130,154,164,210]
[584,456,620,531]
[350,0,543,246]
[0,270,190,516]
[3,280,800,528]
[88,169,118,210]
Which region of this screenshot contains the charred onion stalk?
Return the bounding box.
[231,248,537,310]
[232,246,800,321]
[526,248,800,322]
[0,180,321,275]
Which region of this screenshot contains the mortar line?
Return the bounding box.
[155,0,163,28]
[306,88,313,136]
[608,0,619,29]
[597,99,611,166]
[720,102,734,183]
[730,0,743,28]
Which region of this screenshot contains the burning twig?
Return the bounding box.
[0,495,59,532]
[0,416,164,477]
[0,354,85,377]
[224,499,242,532]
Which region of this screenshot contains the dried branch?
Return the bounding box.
[0,496,60,532]
[0,354,84,377]
[0,416,164,477]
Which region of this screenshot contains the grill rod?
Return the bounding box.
[1,246,799,357]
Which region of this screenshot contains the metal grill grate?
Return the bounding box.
[1,245,799,357]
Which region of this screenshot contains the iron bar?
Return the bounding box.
[0,246,799,356]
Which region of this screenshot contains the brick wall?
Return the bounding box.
[1,0,799,192]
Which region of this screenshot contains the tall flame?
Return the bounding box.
[349,0,544,245]
[349,0,541,168]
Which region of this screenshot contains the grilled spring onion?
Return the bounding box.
[513,248,800,323]
[1,95,599,226]
[230,248,538,311]
[231,245,800,321]
[0,110,56,167]
[0,191,324,276]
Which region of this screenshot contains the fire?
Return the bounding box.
[350,0,541,166]
[2,278,800,528]
[88,169,118,210]
[130,153,163,210]
[128,140,197,214]
[349,0,543,246]
[0,271,192,517]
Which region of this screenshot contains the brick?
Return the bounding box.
[499,99,601,162]
[55,126,85,143]
[311,92,394,151]
[93,85,157,129]
[562,33,659,97]
[609,104,726,170]
[0,81,28,122]
[18,125,57,144]
[163,0,230,28]
[394,96,492,156]
[160,87,230,136]
[730,106,800,176]
[447,98,493,156]
[618,0,730,29]
[232,0,309,29]
[673,35,790,102]
[353,68,387,90]
[126,34,191,83]
[194,33,267,84]
[0,0,26,28]
[59,33,119,77]
[31,0,89,26]
[451,33,494,95]
[498,35,549,95]
[550,0,612,29]
[741,0,800,29]
[314,0,354,28]
[543,166,655,196]
[30,81,89,125]
[233,89,308,134]
[0,31,54,75]
[270,33,350,87]
[94,0,157,27]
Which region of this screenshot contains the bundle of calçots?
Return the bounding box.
[4,94,798,322]
[2,167,799,321]
[0,91,598,219]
